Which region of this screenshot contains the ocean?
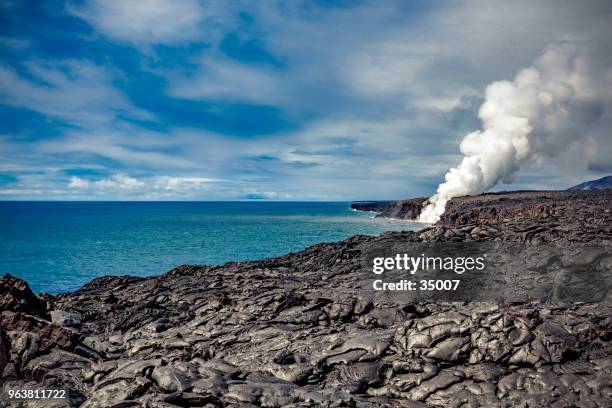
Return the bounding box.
[0,201,422,294]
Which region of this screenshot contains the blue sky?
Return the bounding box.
[1,0,611,200]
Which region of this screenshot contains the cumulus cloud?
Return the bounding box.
[153,176,220,191]
[67,0,208,45]
[68,176,90,189]
[97,174,145,189]
[66,174,227,198]
[69,174,144,190]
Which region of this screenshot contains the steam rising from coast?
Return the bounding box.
[419,43,612,223]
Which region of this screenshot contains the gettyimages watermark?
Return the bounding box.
[360,241,611,302]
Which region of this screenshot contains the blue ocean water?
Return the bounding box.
[0,201,422,294]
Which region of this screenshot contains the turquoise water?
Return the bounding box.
[0,201,422,294]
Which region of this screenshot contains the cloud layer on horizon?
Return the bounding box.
[0,0,611,200]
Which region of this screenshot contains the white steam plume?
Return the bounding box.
[419,43,612,223]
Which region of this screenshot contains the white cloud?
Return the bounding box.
[96,174,145,190]
[3,1,612,201]
[168,56,286,104]
[68,176,90,189]
[68,174,145,191]
[0,60,153,126]
[153,176,220,191]
[68,0,208,45]
[65,173,226,197]
[163,0,612,121]
[38,128,195,169]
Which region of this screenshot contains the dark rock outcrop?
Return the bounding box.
[354,190,612,240]
[1,190,611,407]
[351,197,427,220]
[0,274,48,318]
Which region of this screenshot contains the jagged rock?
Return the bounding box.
[1,311,75,351]
[325,362,381,393]
[5,330,40,373]
[0,326,9,376]
[150,363,201,393]
[351,198,427,220]
[0,274,48,317]
[407,372,462,401]
[81,377,151,408]
[50,310,82,329]
[427,336,470,361]
[226,382,298,406]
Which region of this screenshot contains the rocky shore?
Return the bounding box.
[351,198,426,220]
[353,190,612,243]
[1,190,611,407]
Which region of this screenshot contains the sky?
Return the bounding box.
[0,0,611,200]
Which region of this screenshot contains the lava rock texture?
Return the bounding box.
[1,189,611,407]
[351,198,426,220]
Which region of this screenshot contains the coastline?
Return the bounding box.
[1,189,611,406]
[0,201,416,295]
[4,3,612,406]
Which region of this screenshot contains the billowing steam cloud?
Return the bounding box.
[419,43,612,223]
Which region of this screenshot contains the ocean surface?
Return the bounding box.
[0,201,423,294]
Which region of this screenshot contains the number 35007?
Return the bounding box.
[419,280,460,290]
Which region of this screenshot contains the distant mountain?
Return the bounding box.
[568,175,612,190]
